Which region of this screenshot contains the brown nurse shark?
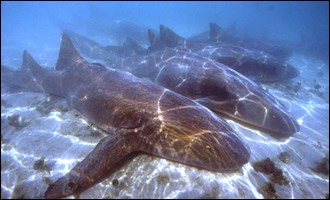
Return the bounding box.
[151,24,299,83]
[22,33,250,198]
[189,22,293,61]
[64,30,300,138]
[108,48,300,138]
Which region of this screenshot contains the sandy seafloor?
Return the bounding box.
[1,48,329,199]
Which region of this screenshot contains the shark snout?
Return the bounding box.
[285,63,300,79]
[196,96,300,139]
[262,60,300,83]
[263,107,300,138]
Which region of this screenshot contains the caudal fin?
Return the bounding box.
[56,33,84,71]
[1,64,13,74]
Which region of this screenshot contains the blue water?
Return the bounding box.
[1,2,329,66]
[1,2,329,199]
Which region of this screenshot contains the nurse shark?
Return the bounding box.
[189,22,293,61]
[65,30,300,138]
[153,24,299,83]
[22,33,250,198]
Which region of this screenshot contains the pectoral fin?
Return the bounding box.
[44,131,137,199]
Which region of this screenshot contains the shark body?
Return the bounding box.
[20,33,250,198]
[155,24,299,83]
[65,31,300,138]
[189,22,293,61]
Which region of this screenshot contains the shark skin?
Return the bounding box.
[66,26,299,84]
[23,33,250,199]
[1,52,44,93]
[189,22,293,61]
[106,48,300,138]
[64,29,147,61]
[154,25,299,83]
[1,65,33,92]
[64,31,300,138]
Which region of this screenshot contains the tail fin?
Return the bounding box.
[56,33,84,71]
[159,25,185,48]
[209,22,224,42]
[21,51,31,72]
[1,65,17,90]
[1,53,44,93]
[1,64,13,74]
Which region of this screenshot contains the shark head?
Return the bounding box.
[194,64,300,138]
[151,49,300,138]
[218,55,300,83]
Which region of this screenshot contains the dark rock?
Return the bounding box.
[252,158,289,185]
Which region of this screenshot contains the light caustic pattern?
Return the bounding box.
[1,54,329,199]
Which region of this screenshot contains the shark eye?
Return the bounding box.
[64,182,77,194]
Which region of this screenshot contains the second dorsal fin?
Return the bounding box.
[159,25,185,48]
[209,22,224,42]
[56,33,84,71]
[22,50,43,75]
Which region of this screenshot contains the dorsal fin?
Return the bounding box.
[123,37,142,49]
[22,50,46,79]
[56,33,84,71]
[159,25,184,48]
[23,50,42,72]
[123,37,145,55]
[209,22,224,42]
[64,29,102,48]
[148,29,158,48]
